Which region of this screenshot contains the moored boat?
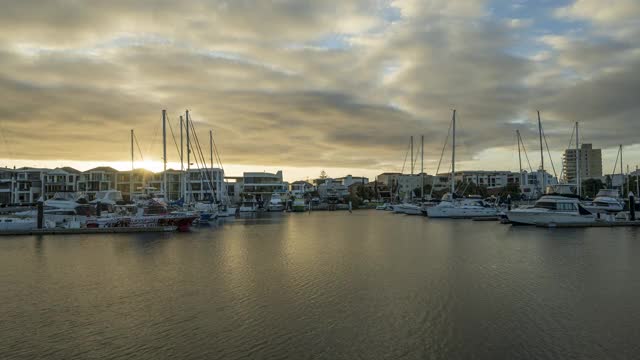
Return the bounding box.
[86,213,197,232]
[506,195,595,225]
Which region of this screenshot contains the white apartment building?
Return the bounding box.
[241,171,287,200]
[563,143,603,183]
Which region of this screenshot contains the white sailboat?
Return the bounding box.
[426,110,498,218]
[0,217,37,231]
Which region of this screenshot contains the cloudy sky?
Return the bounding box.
[1,0,639,181]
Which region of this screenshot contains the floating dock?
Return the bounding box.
[0,226,177,236]
[471,217,500,221]
[535,221,640,228]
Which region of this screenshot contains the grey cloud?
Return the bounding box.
[1,0,639,173]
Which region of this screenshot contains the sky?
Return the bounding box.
[1,0,639,181]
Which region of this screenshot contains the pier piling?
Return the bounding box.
[630,192,636,221]
[37,201,43,229]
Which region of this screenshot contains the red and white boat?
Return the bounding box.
[86,213,198,232]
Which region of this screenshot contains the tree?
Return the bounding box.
[582,178,605,198]
[319,170,328,179]
[502,182,521,199]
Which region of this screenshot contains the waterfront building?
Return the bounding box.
[290,180,314,194]
[317,179,349,200]
[13,167,48,203]
[453,171,519,189]
[0,167,14,204]
[241,171,287,201]
[563,144,602,183]
[376,172,401,186]
[43,167,81,198]
[115,169,156,201]
[336,175,369,187]
[185,168,226,202]
[396,173,432,197]
[519,169,558,198]
[77,167,118,200]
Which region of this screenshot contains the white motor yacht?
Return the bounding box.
[239,197,258,213]
[267,192,286,212]
[506,195,595,225]
[582,189,625,214]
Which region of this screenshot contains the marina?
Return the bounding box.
[2,210,640,359]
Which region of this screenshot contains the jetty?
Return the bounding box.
[0,226,177,236]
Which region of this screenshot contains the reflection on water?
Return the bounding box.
[2,211,640,359]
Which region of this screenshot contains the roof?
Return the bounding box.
[59,167,81,174]
[17,166,50,171]
[378,172,402,176]
[292,180,313,185]
[86,166,119,173]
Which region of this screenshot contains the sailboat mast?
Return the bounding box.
[537,111,545,194]
[575,122,580,197]
[636,165,640,196]
[130,129,134,199]
[130,129,134,171]
[162,109,167,196]
[180,115,184,201]
[410,136,414,176]
[421,134,424,200]
[186,110,191,204]
[451,110,456,195]
[210,130,214,202]
[620,144,624,195]
[517,130,523,186]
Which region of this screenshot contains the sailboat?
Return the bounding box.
[426,110,499,218]
[392,136,423,215]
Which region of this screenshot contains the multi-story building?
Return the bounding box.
[77,167,118,199]
[336,175,369,187]
[115,169,156,201]
[184,168,226,202]
[290,180,314,194]
[563,143,603,183]
[396,173,432,198]
[453,171,519,189]
[519,169,558,198]
[43,167,81,198]
[13,167,48,203]
[241,171,287,201]
[0,167,14,204]
[376,172,401,186]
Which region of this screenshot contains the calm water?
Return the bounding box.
[2,211,640,359]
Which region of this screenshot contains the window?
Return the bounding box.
[557,203,576,211]
[535,201,556,210]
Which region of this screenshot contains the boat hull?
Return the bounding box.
[86,214,197,232]
[268,204,285,212]
[506,211,595,226]
[426,205,498,218]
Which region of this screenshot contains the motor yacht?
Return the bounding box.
[582,189,625,214]
[506,195,595,225]
[267,192,286,212]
